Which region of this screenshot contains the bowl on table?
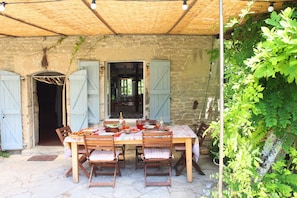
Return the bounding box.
[124,129,131,134]
[113,132,122,137]
[105,124,120,132]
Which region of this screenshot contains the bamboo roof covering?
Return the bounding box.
[0,0,293,38]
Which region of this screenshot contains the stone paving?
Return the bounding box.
[0,146,218,198]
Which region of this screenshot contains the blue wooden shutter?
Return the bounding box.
[69,70,88,132]
[78,61,100,125]
[0,71,23,150]
[149,60,171,123]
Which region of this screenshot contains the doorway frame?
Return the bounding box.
[31,71,66,146]
[104,60,146,122]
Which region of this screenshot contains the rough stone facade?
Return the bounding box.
[0,35,220,150]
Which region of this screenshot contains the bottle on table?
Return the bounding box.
[118,111,125,130]
[159,117,164,130]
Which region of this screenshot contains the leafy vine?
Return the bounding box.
[69,36,86,65]
[209,4,297,197]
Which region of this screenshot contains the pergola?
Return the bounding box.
[0,0,289,37]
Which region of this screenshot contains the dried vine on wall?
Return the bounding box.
[40,36,67,69]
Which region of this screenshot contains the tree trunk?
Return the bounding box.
[258,132,282,179]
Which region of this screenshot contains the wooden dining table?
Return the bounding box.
[64,125,199,183]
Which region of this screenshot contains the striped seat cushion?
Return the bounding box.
[89,150,119,161]
[143,148,171,159]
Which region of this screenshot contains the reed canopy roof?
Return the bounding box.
[0,0,292,38]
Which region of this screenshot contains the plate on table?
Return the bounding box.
[81,128,98,133]
[130,127,141,133]
[143,125,156,129]
[100,132,121,137]
[72,128,97,136]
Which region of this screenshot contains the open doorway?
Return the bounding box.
[33,72,65,146]
[37,82,61,145]
[108,62,144,119]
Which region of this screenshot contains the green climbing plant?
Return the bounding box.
[209,4,297,198]
[70,36,86,65]
[68,35,108,65]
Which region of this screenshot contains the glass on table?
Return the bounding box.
[155,120,160,129]
[136,119,144,130]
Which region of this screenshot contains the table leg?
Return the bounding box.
[185,138,193,182]
[71,142,79,183]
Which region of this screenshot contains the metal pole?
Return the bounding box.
[219,0,224,197]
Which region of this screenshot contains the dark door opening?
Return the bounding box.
[109,62,144,119]
[37,81,63,146]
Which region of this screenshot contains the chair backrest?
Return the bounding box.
[142,131,173,157]
[83,135,116,157]
[55,126,72,145]
[196,122,209,146]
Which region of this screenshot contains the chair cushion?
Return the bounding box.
[143,148,171,159]
[89,150,119,161]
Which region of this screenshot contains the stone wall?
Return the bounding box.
[0,35,219,149]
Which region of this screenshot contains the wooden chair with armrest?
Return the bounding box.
[142,130,173,187]
[103,121,126,168]
[135,119,158,169]
[55,126,89,178]
[173,122,209,176]
[83,134,121,188]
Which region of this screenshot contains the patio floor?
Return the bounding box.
[0,146,218,198]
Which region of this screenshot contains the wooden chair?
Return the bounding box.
[135,119,158,169]
[103,121,126,168]
[55,126,89,178]
[83,135,121,188]
[142,131,173,187]
[173,122,209,176]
